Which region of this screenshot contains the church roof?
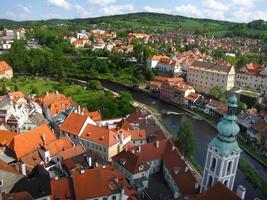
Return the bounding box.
[208,95,241,154]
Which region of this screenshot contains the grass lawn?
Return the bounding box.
[0,76,104,107]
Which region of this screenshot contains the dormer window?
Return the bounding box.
[138,165,144,171]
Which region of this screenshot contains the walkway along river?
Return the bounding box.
[100,80,267,200]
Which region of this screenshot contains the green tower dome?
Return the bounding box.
[208,95,241,154]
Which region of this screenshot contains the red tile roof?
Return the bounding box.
[128,129,146,140]
[44,137,73,157]
[71,165,137,200]
[10,124,57,159]
[58,145,85,161]
[0,61,12,74]
[50,177,74,200]
[80,125,130,147]
[2,192,34,200]
[60,112,88,136]
[9,91,25,103]
[0,129,16,147]
[191,182,240,200]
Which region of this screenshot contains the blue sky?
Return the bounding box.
[1,0,267,22]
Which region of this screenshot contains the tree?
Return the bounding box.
[0,83,8,95]
[173,116,196,157]
[209,86,223,100]
[238,101,247,111]
[87,80,102,90]
[31,87,39,96]
[14,84,19,91]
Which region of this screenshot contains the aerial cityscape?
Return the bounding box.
[0,0,266,200]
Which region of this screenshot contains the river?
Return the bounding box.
[101,80,267,200]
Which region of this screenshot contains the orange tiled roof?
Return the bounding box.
[0,129,16,146]
[128,129,146,140]
[58,145,85,161]
[150,55,169,61]
[9,91,25,103]
[10,124,57,159]
[20,150,43,173]
[185,92,199,102]
[50,99,73,117]
[85,111,102,121]
[71,165,137,200]
[50,177,74,200]
[0,61,12,74]
[39,92,72,107]
[80,124,118,147]
[44,137,73,157]
[60,112,88,136]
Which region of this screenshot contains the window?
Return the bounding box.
[0,179,3,187]
[227,161,232,175]
[224,180,228,186]
[210,157,216,172]
[207,176,213,187]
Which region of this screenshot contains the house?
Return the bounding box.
[50,177,74,200]
[247,119,267,147]
[11,165,51,200]
[0,159,23,193]
[187,61,235,93]
[159,77,184,100]
[112,139,200,199]
[79,125,131,161]
[184,92,201,107]
[60,112,96,144]
[9,124,57,159]
[38,92,74,120]
[71,165,137,200]
[147,55,169,69]
[204,99,227,120]
[0,61,13,79]
[235,63,267,92]
[128,129,147,146]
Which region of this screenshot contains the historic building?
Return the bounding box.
[201,95,242,192]
[187,61,235,93]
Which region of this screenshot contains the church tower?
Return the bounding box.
[201,95,242,192]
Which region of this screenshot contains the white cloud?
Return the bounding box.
[18,4,31,13]
[74,4,92,18]
[100,4,135,15]
[144,6,171,14]
[232,0,255,8]
[231,8,267,22]
[202,0,228,11]
[88,0,116,6]
[47,0,71,10]
[175,4,204,18]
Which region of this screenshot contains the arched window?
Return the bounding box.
[207,176,213,187]
[210,157,216,172]
[224,180,228,186]
[227,161,232,175]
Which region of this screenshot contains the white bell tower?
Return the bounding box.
[201,95,242,192]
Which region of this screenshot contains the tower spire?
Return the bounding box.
[201,95,241,192]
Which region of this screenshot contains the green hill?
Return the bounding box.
[0,12,266,39]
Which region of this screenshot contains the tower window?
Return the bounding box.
[210,157,216,172]
[207,176,213,187]
[227,161,232,175]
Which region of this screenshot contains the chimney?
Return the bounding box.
[78,105,81,114]
[56,91,59,95]
[55,176,59,180]
[41,133,46,146]
[88,157,92,167]
[80,169,85,174]
[137,146,141,152]
[172,146,175,151]
[95,162,98,167]
[195,182,199,189]
[156,140,159,148]
[185,166,189,172]
[46,91,49,96]
[236,185,246,200]
[120,131,124,141]
[20,162,27,176]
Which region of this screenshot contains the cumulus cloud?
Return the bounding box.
[202,0,228,11]
[175,4,204,18]
[47,0,71,10]
[144,6,171,14]
[88,0,116,6]
[100,4,135,15]
[232,0,255,8]
[18,4,31,13]
[74,4,92,18]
